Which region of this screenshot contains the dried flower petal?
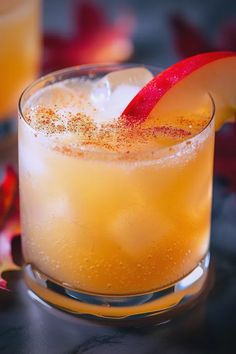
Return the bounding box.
[170,14,213,58]
[43,0,135,72]
[0,167,20,291]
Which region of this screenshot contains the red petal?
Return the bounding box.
[0,167,20,291]
[170,14,213,58]
[43,0,134,73]
[74,0,106,39]
[0,167,17,228]
[0,278,7,291]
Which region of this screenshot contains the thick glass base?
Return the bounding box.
[24,253,210,321]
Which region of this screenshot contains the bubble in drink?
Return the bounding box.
[110,206,172,256]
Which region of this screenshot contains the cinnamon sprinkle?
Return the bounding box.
[23,79,211,157]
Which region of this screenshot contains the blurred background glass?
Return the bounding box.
[0,0,41,146]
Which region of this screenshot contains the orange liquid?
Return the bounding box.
[0,0,41,120]
[19,114,214,296]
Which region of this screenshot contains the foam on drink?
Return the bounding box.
[22,67,211,159]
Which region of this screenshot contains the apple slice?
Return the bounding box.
[122,52,236,130]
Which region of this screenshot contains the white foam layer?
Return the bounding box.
[23,67,154,129]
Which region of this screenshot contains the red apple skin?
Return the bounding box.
[122,51,236,125]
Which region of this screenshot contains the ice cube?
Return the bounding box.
[94,67,153,94]
[91,67,153,124]
[30,83,79,109]
[46,196,73,219]
[93,84,141,124]
[26,81,96,128]
[110,206,172,257]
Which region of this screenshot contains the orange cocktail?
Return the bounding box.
[0,0,40,137]
[19,64,215,319]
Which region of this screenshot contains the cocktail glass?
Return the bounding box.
[18,64,215,320]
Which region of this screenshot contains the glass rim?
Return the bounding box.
[18,63,215,162]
